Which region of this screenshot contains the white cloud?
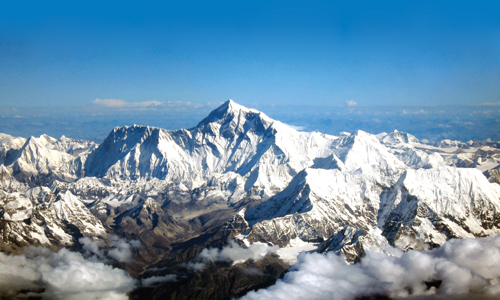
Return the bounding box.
[0,247,136,300]
[93,98,163,108]
[187,241,278,271]
[107,236,141,263]
[346,100,358,106]
[80,236,105,258]
[241,236,500,300]
[401,109,428,115]
[79,236,140,263]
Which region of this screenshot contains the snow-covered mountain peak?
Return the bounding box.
[107,124,158,143]
[332,130,407,178]
[196,100,272,129]
[0,133,96,184]
[82,100,341,199]
[0,133,27,150]
[84,125,167,179]
[380,130,420,145]
[23,135,44,149]
[21,134,58,149]
[216,99,259,116]
[243,166,386,247]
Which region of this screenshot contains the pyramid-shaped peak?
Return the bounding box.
[23,134,56,148]
[351,130,370,137]
[24,136,42,147]
[197,99,266,127]
[219,99,258,114]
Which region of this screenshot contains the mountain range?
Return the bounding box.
[1,100,500,299]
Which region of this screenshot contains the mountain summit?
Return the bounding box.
[197,99,267,127]
[84,101,338,197]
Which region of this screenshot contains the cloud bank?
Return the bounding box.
[0,247,136,300]
[346,100,358,106]
[0,237,166,299]
[188,241,278,271]
[241,236,500,300]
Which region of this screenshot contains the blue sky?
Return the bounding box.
[1,0,499,108]
[1,1,499,142]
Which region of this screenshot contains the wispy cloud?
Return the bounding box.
[346,100,358,106]
[79,235,140,263]
[401,109,428,115]
[480,101,500,106]
[107,236,141,263]
[93,98,163,108]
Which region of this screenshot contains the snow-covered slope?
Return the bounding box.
[379,166,500,248]
[244,168,384,247]
[240,163,500,261]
